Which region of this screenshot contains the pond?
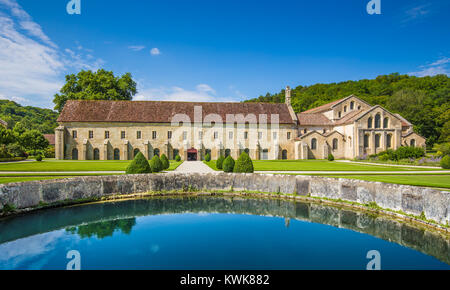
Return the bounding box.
[0,196,448,270]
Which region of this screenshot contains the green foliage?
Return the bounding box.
[66,218,136,239]
[175,155,181,162]
[234,152,254,173]
[223,156,235,173]
[216,155,225,170]
[0,100,58,134]
[434,143,450,157]
[126,152,152,174]
[160,154,170,170]
[35,155,43,162]
[150,155,163,173]
[441,155,450,169]
[205,153,211,162]
[245,74,450,146]
[53,69,137,112]
[374,146,425,161]
[18,130,49,154]
[328,153,335,161]
[1,203,16,213]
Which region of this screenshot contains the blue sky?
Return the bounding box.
[0,0,449,109]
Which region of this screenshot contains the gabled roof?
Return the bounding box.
[395,113,412,127]
[298,129,344,140]
[44,134,55,146]
[57,100,297,124]
[334,109,365,125]
[297,113,332,126]
[302,95,371,114]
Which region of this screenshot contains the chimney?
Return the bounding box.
[285,86,291,106]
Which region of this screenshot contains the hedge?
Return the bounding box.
[216,155,225,170]
[223,156,235,173]
[0,157,27,162]
[160,154,170,170]
[234,152,254,173]
[150,155,163,173]
[441,155,450,169]
[205,153,211,162]
[126,152,152,174]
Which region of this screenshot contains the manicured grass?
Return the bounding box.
[0,176,69,184]
[323,175,450,189]
[0,160,183,172]
[204,160,439,172]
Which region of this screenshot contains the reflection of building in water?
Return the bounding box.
[285,218,290,228]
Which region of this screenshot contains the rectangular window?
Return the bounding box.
[214,131,218,139]
[258,132,263,139]
[152,131,157,139]
[198,131,203,140]
[273,132,277,140]
[105,131,110,139]
[244,132,248,139]
[183,131,188,140]
[137,131,142,139]
[287,132,291,140]
[121,131,126,139]
[168,131,172,139]
[229,131,233,140]
[89,131,93,139]
[72,130,77,139]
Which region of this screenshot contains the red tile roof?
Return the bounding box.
[57,100,296,124]
[44,134,55,145]
[302,99,343,114]
[297,113,332,126]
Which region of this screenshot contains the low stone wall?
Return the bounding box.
[0,173,449,225]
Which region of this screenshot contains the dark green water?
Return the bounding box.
[0,196,448,270]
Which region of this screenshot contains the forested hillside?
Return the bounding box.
[0,100,59,134]
[245,74,450,146]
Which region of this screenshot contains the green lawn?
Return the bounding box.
[323,175,450,189]
[0,160,183,172]
[204,160,440,172]
[0,176,69,184]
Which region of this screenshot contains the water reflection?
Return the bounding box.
[0,196,448,265]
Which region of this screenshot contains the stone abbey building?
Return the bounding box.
[55,87,426,161]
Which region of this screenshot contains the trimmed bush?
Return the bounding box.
[36,155,43,162]
[126,152,152,174]
[327,153,335,161]
[175,155,181,162]
[150,155,163,173]
[441,155,450,169]
[205,153,211,162]
[160,154,170,170]
[216,155,225,170]
[234,152,254,173]
[223,156,235,173]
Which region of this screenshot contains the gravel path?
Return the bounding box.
[172,161,216,174]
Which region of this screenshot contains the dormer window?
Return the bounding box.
[344,106,347,113]
[338,112,342,118]
[350,102,355,110]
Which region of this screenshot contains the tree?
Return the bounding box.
[160,154,170,170]
[53,69,137,112]
[223,156,235,173]
[150,155,163,173]
[18,130,49,154]
[0,127,15,144]
[126,152,152,174]
[234,152,254,173]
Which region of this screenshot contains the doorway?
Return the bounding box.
[187,148,198,161]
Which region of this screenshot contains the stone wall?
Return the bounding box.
[0,173,449,225]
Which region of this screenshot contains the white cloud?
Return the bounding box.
[128,45,145,51]
[409,57,450,77]
[150,47,161,55]
[402,4,431,23]
[135,84,237,103]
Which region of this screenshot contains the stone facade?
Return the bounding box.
[55,89,426,161]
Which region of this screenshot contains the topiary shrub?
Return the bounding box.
[160,154,170,170]
[327,153,335,161]
[216,155,225,170]
[126,152,152,174]
[175,155,181,162]
[36,155,43,162]
[441,155,450,169]
[223,156,235,173]
[150,155,163,173]
[205,153,211,162]
[234,152,254,173]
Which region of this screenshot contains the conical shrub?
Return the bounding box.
[160,154,170,170]
[223,156,235,173]
[234,152,254,173]
[150,155,163,173]
[216,155,225,170]
[126,152,152,174]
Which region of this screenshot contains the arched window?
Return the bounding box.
[225,149,231,157]
[93,148,100,160]
[348,136,352,147]
[386,134,392,148]
[282,150,288,160]
[72,148,78,160]
[410,139,416,147]
[364,135,370,148]
[375,114,381,129]
[383,117,389,129]
[350,101,355,110]
[133,148,140,157]
[375,134,381,148]
[114,149,120,160]
[311,138,317,150]
[154,148,160,157]
[332,138,338,150]
[368,117,373,129]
